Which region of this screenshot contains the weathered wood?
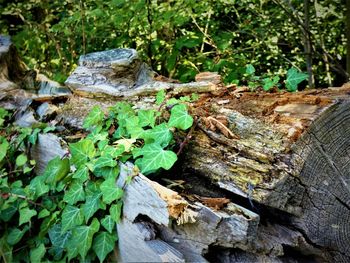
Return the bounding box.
[116,163,260,262]
[183,84,350,261]
[4,37,350,261]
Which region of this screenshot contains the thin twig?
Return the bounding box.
[177,117,198,156]
[79,0,86,54]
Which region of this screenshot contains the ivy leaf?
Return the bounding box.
[168,104,193,130]
[93,166,119,179]
[0,236,12,263]
[101,215,115,234]
[135,143,177,174]
[29,175,49,199]
[69,218,100,259]
[100,177,124,204]
[16,154,27,166]
[28,128,41,145]
[113,139,135,152]
[7,226,29,245]
[245,64,255,75]
[0,139,9,162]
[93,157,117,170]
[0,204,17,222]
[72,166,89,182]
[64,181,85,205]
[19,207,37,225]
[83,106,104,129]
[38,209,50,219]
[156,89,166,105]
[110,201,123,223]
[30,243,46,263]
[82,193,103,223]
[92,232,117,262]
[49,224,71,247]
[69,139,96,168]
[62,205,84,232]
[141,123,173,147]
[286,67,308,92]
[263,76,280,91]
[101,145,125,158]
[48,224,71,258]
[43,157,70,186]
[138,109,156,128]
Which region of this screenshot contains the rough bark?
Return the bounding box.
[3,35,350,262]
[182,84,350,261]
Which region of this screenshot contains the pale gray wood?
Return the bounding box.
[30,133,67,175]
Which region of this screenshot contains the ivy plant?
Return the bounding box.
[0,92,194,262]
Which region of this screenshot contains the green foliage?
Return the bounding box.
[242,64,306,92]
[286,68,309,92]
[0,94,194,261]
[0,0,345,87]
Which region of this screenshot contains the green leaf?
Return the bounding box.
[83,106,104,129]
[138,110,156,128]
[69,139,96,168]
[263,76,280,91]
[101,145,125,158]
[68,218,100,259]
[110,201,123,223]
[156,89,166,105]
[0,139,9,162]
[29,175,49,199]
[100,177,124,204]
[246,64,255,75]
[141,123,173,147]
[0,204,17,222]
[19,207,37,225]
[72,166,89,182]
[28,128,41,145]
[43,157,70,185]
[49,224,71,251]
[16,154,28,166]
[82,193,103,223]
[64,181,85,205]
[135,143,177,174]
[7,226,29,245]
[101,215,115,234]
[93,157,117,170]
[62,205,84,232]
[286,67,308,92]
[92,232,116,262]
[38,209,50,219]
[30,243,46,263]
[0,236,12,262]
[168,104,193,130]
[93,166,120,179]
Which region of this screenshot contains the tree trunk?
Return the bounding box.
[303,0,314,88]
[181,85,350,262]
[347,0,350,78]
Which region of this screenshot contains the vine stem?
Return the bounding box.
[6,193,44,207]
[176,116,198,156]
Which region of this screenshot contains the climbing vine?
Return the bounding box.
[0,92,194,262]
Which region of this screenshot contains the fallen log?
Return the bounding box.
[3,36,350,261]
[182,85,350,261]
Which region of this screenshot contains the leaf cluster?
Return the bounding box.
[243,64,308,92]
[0,93,194,262]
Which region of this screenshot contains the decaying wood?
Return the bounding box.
[3,36,350,262]
[115,163,261,262]
[183,84,350,261]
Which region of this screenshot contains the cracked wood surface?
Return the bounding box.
[183,85,350,261]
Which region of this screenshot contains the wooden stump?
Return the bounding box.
[183,85,350,261]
